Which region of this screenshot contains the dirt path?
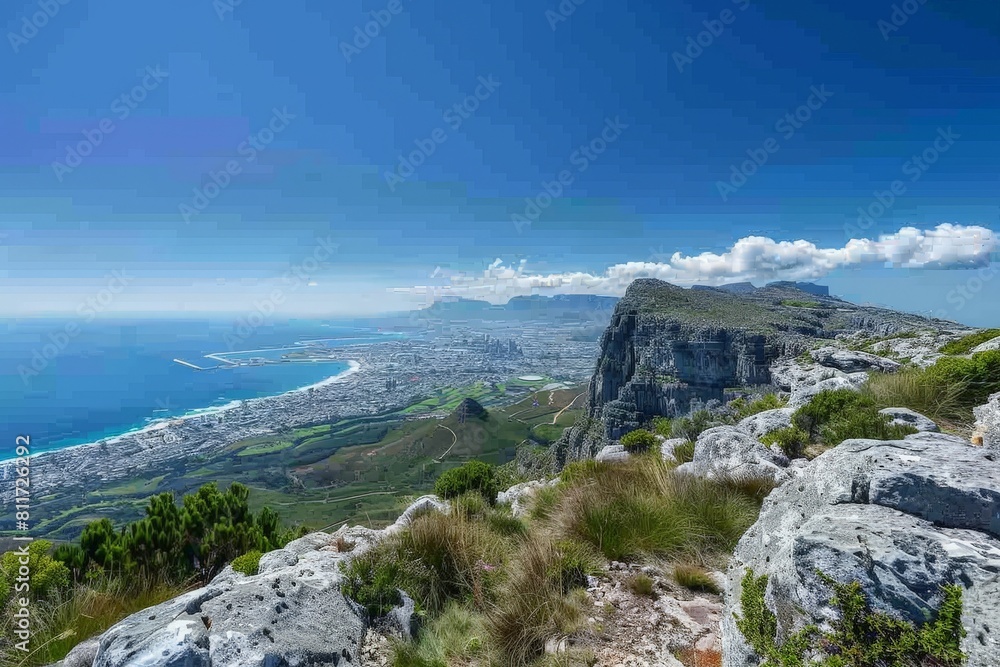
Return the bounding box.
[433,424,458,462]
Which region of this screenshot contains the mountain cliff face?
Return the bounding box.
[554,279,959,465]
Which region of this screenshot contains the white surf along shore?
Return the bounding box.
[12,360,361,463]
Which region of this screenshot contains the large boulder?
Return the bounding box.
[93,537,364,667]
[90,496,451,667]
[973,392,1000,452]
[675,426,790,485]
[595,443,630,462]
[878,407,939,433]
[737,408,795,439]
[722,436,1000,667]
[810,346,902,373]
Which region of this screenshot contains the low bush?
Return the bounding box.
[434,460,500,504]
[735,569,966,667]
[620,428,657,454]
[231,550,262,576]
[652,416,673,437]
[939,329,1000,355]
[792,389,916,446]
[760,426,809,459]
[340,548,405,618]
[671,410,718,441]
[674,564,720,594]
[731,393,788,420]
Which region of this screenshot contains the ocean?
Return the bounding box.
[1,317,399,456]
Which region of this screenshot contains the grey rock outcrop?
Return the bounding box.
[675,426,790,485]
[973,392,1000,452]
[971,335,1000,354]
[878,407,939,432]
[810,346,902,373]
[737,408,795,439]
[659,437,689,464]
[87,496,450,667]
[722,436,1000,667]
[595,444,630,462]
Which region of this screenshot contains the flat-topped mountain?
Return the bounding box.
[554,279,966,463]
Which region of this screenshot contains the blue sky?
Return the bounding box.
[1,0,998,323]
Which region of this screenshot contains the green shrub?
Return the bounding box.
[735,569,967,667]
[939,329,1000,355]
[231,550,262,576]
[792,389,916,446]
[733,393,788,420]
[620,428,657,454]
[924,350,1000,410]
[434,460,500,504]
[674,564,720,594]
[760,426,810,459]
[671,410,717,441]
[652,416,673,437]
[781,299,820,308]
[0,540,70,603]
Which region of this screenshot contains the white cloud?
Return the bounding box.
[391,223,997,303]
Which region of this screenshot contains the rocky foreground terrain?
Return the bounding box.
[48,281,1000,666]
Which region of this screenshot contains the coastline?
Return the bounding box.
[5,360,361,464]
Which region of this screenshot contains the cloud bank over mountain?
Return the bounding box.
[394,224,996,302]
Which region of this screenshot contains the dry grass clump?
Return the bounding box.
[673,563,720,594]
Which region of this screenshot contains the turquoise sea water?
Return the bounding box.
[1,318,399,455]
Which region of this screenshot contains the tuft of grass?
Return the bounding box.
[674,564,720,594]
[627,573,656,597]
[554,457,763,562]
[671,410,719,441]
[862,368,969,429]
[652,416,674,437]
[939,329,1000,355]
[673,440,696,464]
[391,602,487,667]
[485,538,591,667]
